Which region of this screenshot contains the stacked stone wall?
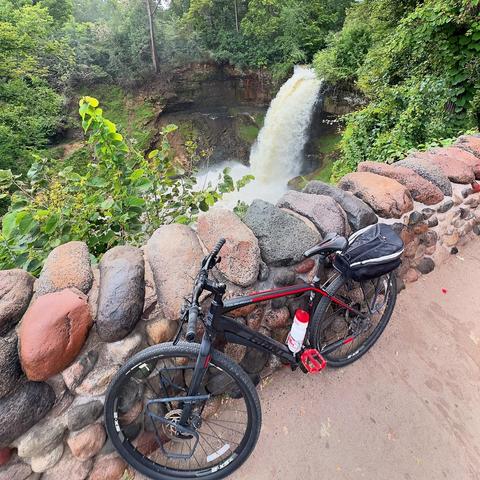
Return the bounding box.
[1,134,480,479]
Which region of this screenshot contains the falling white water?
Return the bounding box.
[197,66,322,207]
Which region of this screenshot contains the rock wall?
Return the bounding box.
[1,134,480,479]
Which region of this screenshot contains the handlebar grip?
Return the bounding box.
[186,305,199,342]
[212,238,226,257]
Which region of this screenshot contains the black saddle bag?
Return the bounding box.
[333,223,404,282]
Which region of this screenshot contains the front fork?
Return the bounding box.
[178,296,222,427]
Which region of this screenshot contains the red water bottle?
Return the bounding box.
[286,309,310,354]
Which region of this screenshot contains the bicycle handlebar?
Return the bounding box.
[185,238,226,342]
[186,304,199,342]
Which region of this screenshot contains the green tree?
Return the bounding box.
[314,0,480,179]
[0,0,73,173]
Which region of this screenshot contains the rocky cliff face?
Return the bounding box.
[146,63,275,166]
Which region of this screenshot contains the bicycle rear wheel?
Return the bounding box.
[104,342,261,480]
[309,272,397,367]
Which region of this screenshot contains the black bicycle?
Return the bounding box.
[105,226,401,480]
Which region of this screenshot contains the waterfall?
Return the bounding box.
[197,66,322,206]
[250,65,322,185]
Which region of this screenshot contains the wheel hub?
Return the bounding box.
[161,409,193,442]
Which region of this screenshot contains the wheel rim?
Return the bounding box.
[318,274,394,360]
[108,352,253,477]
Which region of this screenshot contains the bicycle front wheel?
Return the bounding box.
[309,272,397,367]
[104,342,261,480]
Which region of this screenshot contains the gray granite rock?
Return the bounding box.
[395,158,452,196]
[303,180,377,231]
[0,269,34,336]
[15,418,66,458]
[277,191,348,236]
[0,381,55,448]
[0,331,22,399]
[243,200,320,266]
[66,400,103,432]
[97,245,145,342]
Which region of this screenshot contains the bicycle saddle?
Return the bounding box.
[304,232,348,258]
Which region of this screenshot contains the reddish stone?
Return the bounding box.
[430,147,480,179]
[265,307,290,329]
[411,151,475,184]
[454,135,480,159]
[133,431,160,456]
[89,454,127,480]
[197,208,260,287]
[413,223,429,235]
[19,289,92,381]
[338,172,413,218]
[230,303,257,318]
[357,161,444,205]
[36,241,93,296]
[0,447,11,465]
[67,423,106,461]
[404,269,419,283]
[294,258,315,274]
[246,306,264,331]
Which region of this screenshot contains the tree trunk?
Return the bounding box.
[233,0,239,33]
[145,0,160,74]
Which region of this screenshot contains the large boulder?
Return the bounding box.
[67,423,106,461]
[19,289,92,381]
[0,331,22,399]
[146,224,204,321]
[429,146,480,179]
[394,158,452,196]
[36,241,93,296]
[338,172,413,218]
[0,269,34,336]
[277,191,348,236]
[0,381,55,447]
[197,208,260,287]
[243,200,320,266]
[96,246,145,342]
[408,151,475,184]
[303,180,377,231]
[455,135,480,158]
[357,161,444,205]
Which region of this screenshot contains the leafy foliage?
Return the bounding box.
[184,0,352,76]
[314,0,480,180]
[0,97,252,274]
[0,0,74,174]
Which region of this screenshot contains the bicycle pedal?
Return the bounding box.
[300,349,326,374]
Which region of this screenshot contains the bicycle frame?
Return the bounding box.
[179,275,367,425]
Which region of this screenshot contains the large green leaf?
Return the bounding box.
[2,213,17,239]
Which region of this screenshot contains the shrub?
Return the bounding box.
[0,97,252,274]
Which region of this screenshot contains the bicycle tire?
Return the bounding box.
[309,273,397,367]
[104,342,262,480]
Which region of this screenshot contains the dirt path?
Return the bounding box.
[233,239,480,480]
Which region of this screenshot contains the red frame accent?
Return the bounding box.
[250,285,353,311]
